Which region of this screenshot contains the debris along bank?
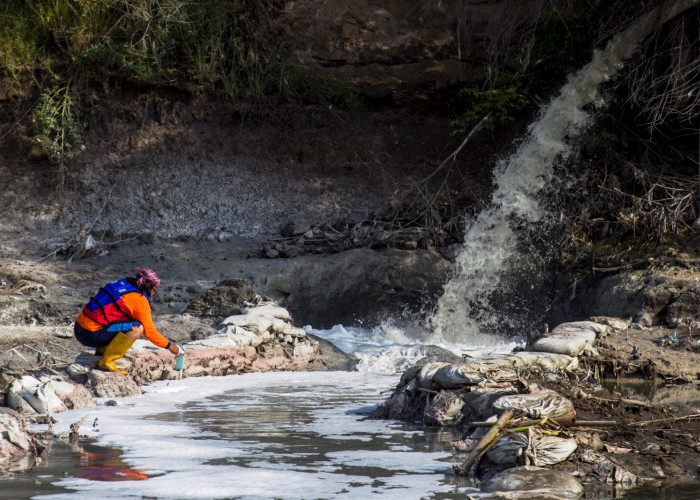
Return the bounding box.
[0,298,346,476]
[373,318,700,498]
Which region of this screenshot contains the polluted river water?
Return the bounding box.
[2,325,699,499]
[4,325,491,500]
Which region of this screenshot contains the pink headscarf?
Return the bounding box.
[136,268,160,289]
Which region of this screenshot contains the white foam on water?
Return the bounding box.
[306,323,520,374]
[35,371,471,500]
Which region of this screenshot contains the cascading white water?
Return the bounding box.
[429,0,700,343]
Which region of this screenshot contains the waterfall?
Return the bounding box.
[429,0,700,343]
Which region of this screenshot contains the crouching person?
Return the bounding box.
[74,268,182,374]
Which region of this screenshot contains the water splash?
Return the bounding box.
[429,1,699,343]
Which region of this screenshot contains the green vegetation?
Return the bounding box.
[453,0,601,133]
[1,0,358,103]
[0,0,361,168]
[32,73,83,166]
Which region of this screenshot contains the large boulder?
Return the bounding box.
[183,278,258,319]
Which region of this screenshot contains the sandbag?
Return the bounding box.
[418,362,451,390]
[423,391,465,426]
[462,386,518,421]
[486,432,529,465]
[6,391,36,415]
[481,466,584,498]
[492,392,575,422]
[487,429,578,466]
[432,364,519,389]
[220,314,273,333]
[241,304,291,321]
[16,380,67,414]
[551,321,607,336]
[269,317,292,334]
[526,431,578,466]
[532,328,596,356]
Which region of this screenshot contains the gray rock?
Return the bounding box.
[551,271,700,330]
[88,371,142,398]
[276,243,299,258]
[280,218,312,238]
[184,278,257,319]
[666,282,700,327]
[265,247,280,259]
[52,327,73,339]
[306,333,358,371]
[345,209,371,225]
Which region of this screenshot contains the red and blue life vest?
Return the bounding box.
[82,279,149,325]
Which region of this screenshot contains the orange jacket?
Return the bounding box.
[76,291,169,348]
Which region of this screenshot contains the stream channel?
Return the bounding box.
[4,6,700,497]
[1,325,698,499]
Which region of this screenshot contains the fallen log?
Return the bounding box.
[468,419,617,428]
[454,410,514,475]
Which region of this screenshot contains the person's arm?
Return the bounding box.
[124,294,179,354]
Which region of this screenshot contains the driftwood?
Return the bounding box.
[0,279,45,295]
[69,415,89,443]
[577,391,656,409]
[454,410,514,475]
[469,419,617,428]
[630,413,700,427]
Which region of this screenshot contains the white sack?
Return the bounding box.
[221,314,273,333]
[492,392,575,420]
[552,321,607,336]
[532,327,596,356]
[241,304,291,321]
[487,429,577,466]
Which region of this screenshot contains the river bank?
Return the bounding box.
[373,318,700,498]
[1,306,699,498]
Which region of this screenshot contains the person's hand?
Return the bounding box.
[169,343,183,356]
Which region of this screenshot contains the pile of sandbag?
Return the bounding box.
[418,351,578,392]
[186,302,319,358]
